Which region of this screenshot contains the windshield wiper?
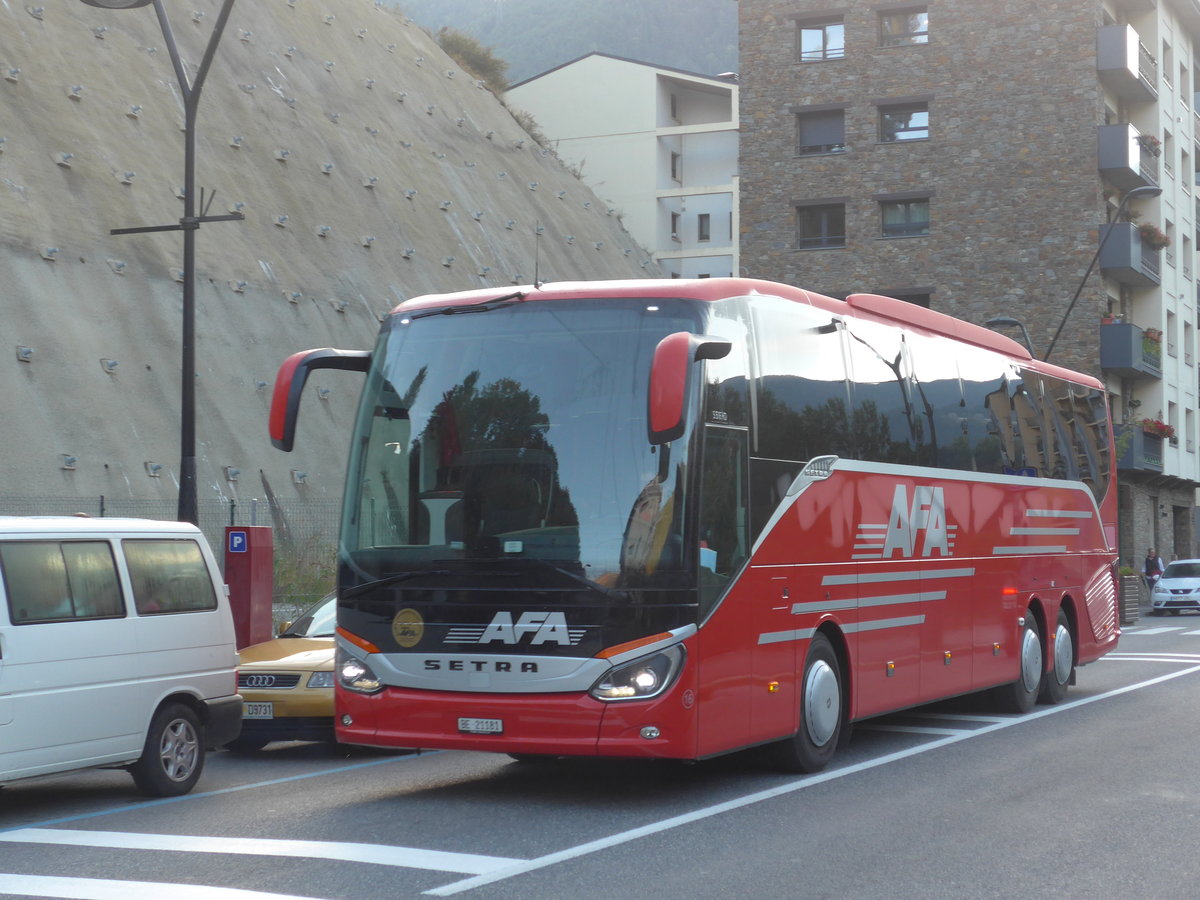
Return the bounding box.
[408,291,526,320]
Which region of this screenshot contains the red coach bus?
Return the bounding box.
[270,278,1119,772]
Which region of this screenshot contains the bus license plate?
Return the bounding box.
[458,717,503,734]
[244,702,274,720]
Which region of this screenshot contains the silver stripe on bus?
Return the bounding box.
[991,545,1068,554]
[1025,508,1094,518]
[843,615,926,633]
[1009,527,1081,536]
[758,627,817,645]
[822,567,976,586]
[790,591,946,615]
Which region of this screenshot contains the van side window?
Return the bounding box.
[124,539,218,615]
[0,541,124,624]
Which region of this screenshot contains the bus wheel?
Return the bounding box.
[1038,608,1074,705]
[996,610,1042,714]
[770,632,842,773]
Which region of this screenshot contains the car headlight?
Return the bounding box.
[589,644,684,702]
[1153,583,1169,595]
[307,671,335,689]
[336,648,383,694]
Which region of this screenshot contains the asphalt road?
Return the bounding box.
[1,617,1198,899]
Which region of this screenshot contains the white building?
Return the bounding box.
[507,53,739,278]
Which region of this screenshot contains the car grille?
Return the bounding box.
[238,673,302,689]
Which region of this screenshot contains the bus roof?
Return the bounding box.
[392,278,1098,388]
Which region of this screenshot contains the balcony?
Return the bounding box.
[1115,423,1165,473]
[1100,322,1163,378]
[1098,222,1161,287]
[1097,25,1158,103]
[1097,124,1159,191]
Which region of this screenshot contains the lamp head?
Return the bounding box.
[79,0,153,8]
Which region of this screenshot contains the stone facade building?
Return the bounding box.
[738,0,1200,567]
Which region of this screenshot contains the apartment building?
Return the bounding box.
[507,53,739,278]
[738,0,1200,564]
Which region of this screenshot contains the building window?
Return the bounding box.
[797,109,846,155]
[879,102,929,142]
[670,151,682,183]
[698,213,711,242]
[879,8,928,47]
[799,18,845,62]
[880,198,930,237]
[797,203,846,249]
[671,212,681,241]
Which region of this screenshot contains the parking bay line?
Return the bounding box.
[0,828,522,875]
[0,873,317,900]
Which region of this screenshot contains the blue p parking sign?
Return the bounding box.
[228,530,248,553]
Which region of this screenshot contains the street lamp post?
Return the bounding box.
[1044,184,1163,363]
[81,0,242,525]
[985,316,1035,356]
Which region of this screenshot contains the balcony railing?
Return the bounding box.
[1097,25,1159,103]
[1100,321,1162,378]
[1098,222,1161,286]
[1114,423,1164,472]
[1097,124,1160,190]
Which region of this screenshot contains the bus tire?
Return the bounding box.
[1038,608,1074,705]
[996,610,1042,714]
[129,702,205,797]
[770,632,842,773]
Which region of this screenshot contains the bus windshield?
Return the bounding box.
[339,297,702,592]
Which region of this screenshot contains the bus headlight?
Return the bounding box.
[337,649,383,694]
[589,645,684,702]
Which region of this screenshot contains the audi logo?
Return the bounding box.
[243,675,277,688]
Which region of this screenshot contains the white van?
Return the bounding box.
[0,517,241,796]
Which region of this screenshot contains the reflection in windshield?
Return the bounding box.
[340,298,701,590]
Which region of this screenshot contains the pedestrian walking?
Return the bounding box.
[1142,547,1164,591]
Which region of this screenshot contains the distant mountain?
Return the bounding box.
[394,0,738,85]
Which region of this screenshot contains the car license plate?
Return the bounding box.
[244,702,274,720]
[458,717,503,734]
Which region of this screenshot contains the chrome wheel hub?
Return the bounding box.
[804,659,840,747]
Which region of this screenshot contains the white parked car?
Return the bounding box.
[0,517,241,795]
[1150,559,1200,615]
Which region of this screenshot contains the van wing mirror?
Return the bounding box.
[269,348,371,451]
[647,332,731,445]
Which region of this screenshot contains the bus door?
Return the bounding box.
[695,423,754,750]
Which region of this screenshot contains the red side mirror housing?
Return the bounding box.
[647,332,731,445]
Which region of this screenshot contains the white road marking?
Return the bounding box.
[859,724,965,736]
[1123,627,1186,635]
[0,828,521,875]
[0,874,314,900]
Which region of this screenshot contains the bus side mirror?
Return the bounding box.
[269,348,371,451]
[647,332,731,445]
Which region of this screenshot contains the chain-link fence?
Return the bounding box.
[0,495,341,618]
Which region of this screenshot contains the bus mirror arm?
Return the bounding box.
[269,348,371,451]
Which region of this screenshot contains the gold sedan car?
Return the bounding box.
[228,592,336,752]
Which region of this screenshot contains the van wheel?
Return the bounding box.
[129,703,205,797]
